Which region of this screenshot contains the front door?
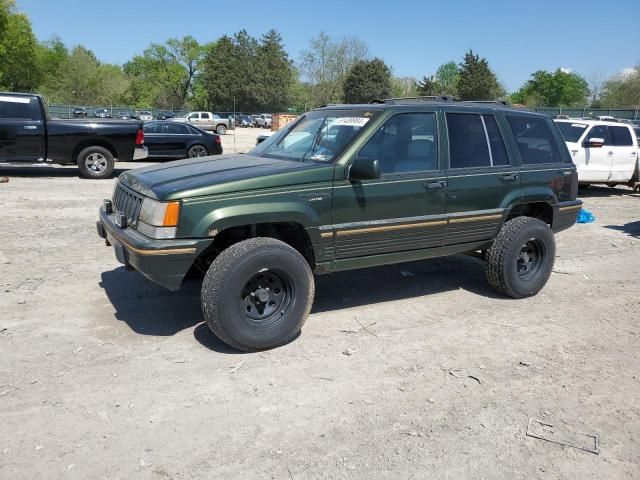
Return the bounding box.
[0,96,45,162]
[331,112,447,259]
[579,125,612,182]
[444,112,518,244]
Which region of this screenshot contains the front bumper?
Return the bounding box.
[133,146,149,161]
[97,208,212,290]
[552,200,583,233]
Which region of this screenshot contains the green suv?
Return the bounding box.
[97,99,582,351]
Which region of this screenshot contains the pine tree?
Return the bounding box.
[456,50,504,101]
[416,75,440,96]
[342,58,391,104]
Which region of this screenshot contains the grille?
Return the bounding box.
[112,182,145,226]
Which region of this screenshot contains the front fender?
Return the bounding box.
[185,201,322,239]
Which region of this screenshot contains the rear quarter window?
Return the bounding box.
[506,115,563,165]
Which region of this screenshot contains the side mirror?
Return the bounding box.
[349,157,380,181]
[586,137,604,148]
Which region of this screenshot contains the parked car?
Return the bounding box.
[156,111,176,120]
[135,111,154,121]
[255,113,272,128]
[256,132,272,144]
[143,121,222,159]
[0,93,147,179]
[97,99,582,351]
[72,107,88,118]
[251,114,261,127]
[236,114,254,128]
[170,111,234,135]
[555,119,639,191]
[94,108,111,118]
[113,110,134,120]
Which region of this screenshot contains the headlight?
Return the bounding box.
[137,198,181,239]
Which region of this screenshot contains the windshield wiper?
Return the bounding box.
[301,118,328,162]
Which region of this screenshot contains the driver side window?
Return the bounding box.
[187,113,199,120]
[358,113,438,174]
[587,125,610,145]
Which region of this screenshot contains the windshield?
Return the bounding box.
[555,122,588,142]
[250,110,376,163]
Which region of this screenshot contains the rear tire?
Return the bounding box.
[486,217,555,299]
[201,237,314,351]
[187,144,208,157]
[77,146,114,179]
[216,124,227,135]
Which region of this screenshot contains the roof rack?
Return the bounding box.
[459,100,511,106]
[370,95,456,105]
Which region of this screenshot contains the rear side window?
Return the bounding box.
[166,123,188,134]
[144,123,162,134]
[447,113,491,168]
[610,126,633,146]
[0,97,32,119]
[201,113,211,120]
[482,115,509,166]
[505,116,563,165]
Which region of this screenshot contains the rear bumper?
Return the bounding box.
[133,146,148,161]
[552,200,583,233]
[97,208,212,290]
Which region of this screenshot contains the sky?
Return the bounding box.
[16,0,640,92]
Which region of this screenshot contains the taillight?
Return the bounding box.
[135,128,144,145]
[215,136,221,145]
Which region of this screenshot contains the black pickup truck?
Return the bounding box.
[0,93,147,179]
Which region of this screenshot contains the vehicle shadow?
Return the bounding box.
[578,185,639,198]
[312,254,506,313]
[604,221,640,239]
[99,255,506,352]
[0,166,134,178]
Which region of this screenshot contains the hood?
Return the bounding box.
[119,154,335,200]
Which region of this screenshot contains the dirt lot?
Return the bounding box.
[1,128,639,479]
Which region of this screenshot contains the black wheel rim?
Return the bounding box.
[239,269,293,329]
[189,145,207,157]
[516,238,546,281]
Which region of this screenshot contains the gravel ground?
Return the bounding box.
[1,129,639,479]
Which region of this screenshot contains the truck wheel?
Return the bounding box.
[216,124,227,135]
[485,217,555,299]
[187,144,208,157]
[201,237,314,351]
[77,146,114,179]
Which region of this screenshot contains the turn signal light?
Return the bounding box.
[162,201,180,227]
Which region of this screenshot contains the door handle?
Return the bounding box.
[425,181,446,189]
[23,125,38,130]
[607,151,613,156]
[500,174,518,182]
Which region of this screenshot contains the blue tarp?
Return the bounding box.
[577,208,595,224]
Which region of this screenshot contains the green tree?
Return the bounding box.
[416,75,439,96]
[511,69,589,106]
[55,46,101,104]
[343,58,391,103]
[124,36,203,108]
[435,61,459,95]
[0,0,40,91]
[298,32,369,106]
[456,50,504,101]
[601,66,640,107]
[256,29,295,111]
[35,36,69,98]
[391,76,419,98]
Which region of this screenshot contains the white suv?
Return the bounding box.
[555,119,639,190]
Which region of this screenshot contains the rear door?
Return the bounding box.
[200,113,213,130]
[608,125,638,182]
[444,111,518,244]
[504,114,574,203]
[0,95,45,162]
[164,123,191,156]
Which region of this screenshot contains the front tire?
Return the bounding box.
[77,146,114,179]
[216,124,227,135]
[486,217,555,299]
[201,237,314,351]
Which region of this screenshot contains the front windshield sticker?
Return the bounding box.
[309,153,328,161]
[333,117,370,127]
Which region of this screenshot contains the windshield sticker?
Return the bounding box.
[571,123,587,128]
[334,117,370,127]
[309,154,329,161]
